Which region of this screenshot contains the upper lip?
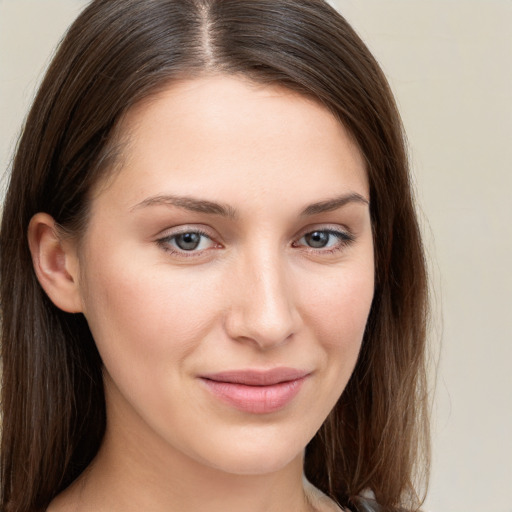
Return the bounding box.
[199,368,310,386]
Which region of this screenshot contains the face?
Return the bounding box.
[75,75,374,475]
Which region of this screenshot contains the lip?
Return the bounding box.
[199,368,310,414]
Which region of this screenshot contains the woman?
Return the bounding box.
[0,1,430,511]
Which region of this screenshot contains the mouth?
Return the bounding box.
[198,368,310,414]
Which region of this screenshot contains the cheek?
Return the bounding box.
[302,259,374,335]
[297,258,374,381]
[78,244,222,380]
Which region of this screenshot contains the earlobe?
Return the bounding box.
[27,213,83,313]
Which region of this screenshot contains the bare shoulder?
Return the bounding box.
[45,478,83,512]
[45,494,76,512]
[303,477,346,512]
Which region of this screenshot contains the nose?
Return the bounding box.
[224,248,301,350]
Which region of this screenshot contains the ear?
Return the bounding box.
[27,213,83,313]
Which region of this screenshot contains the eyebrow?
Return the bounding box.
[131,192,369,218]
[131,194,238,219]
[300,193,369,216]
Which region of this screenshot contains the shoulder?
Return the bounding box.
[350,490,383,512]
[303,477,345,512]
[304,479,385,512]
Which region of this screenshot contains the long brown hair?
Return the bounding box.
[0,1,429,511]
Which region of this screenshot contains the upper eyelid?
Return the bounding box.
[294,224,353,239]
[161,230,212,241]
[156,224,215,239]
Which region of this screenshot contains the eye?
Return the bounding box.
[294,229,354,251]
[157,229,217,254]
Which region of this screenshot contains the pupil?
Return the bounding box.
[306,231,329,248]
[176,233,201,250]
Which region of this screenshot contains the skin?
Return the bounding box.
[31,75,374,512]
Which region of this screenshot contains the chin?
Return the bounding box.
[207,449,303,476]
[186,425,310,476]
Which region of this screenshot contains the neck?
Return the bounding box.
[76,433,311,512]
[63,385,315,512]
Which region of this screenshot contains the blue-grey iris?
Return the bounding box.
[175,233,201,250]
[305,231,330,248]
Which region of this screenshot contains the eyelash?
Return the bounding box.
[156,228,217,258]
[292,229,355,254]
[156,227,355,258]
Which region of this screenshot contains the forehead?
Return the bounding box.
[97,74,368,210]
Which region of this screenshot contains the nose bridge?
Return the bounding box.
[225,242,298,349]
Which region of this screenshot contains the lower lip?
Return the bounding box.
[200,377,308,414]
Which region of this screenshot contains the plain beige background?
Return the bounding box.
[1,1,511,511]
